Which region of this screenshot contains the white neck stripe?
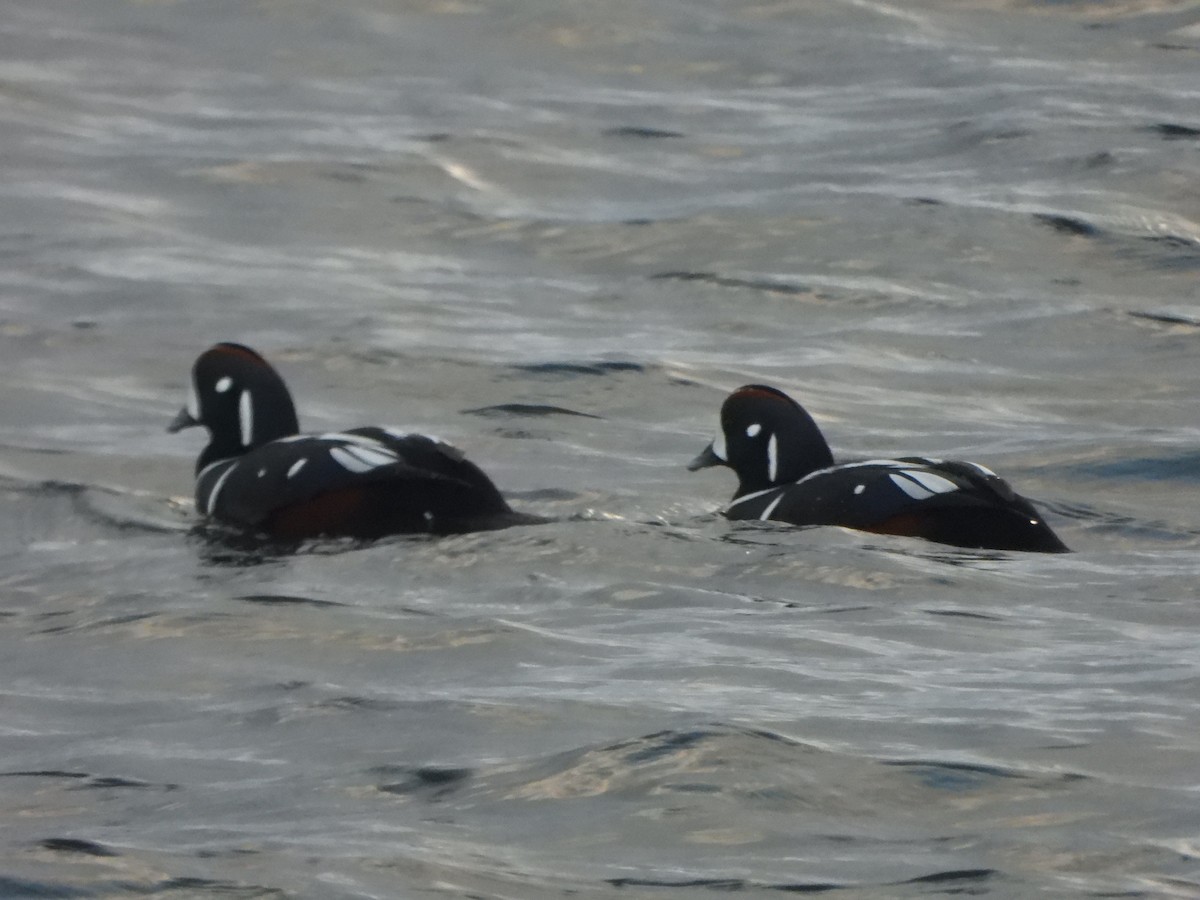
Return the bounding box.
[239,390,253,446]
[728,487,781,508]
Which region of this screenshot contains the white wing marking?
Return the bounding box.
[329,443,398,474]
[319,431,391,449]
[202,463,237,515]
[890,473,931,499]
[889,470,958,500]
[904,470,957,494]
[727,487,778,509]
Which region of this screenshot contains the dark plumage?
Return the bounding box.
[169,343,527,539]
[688,385,1067,553]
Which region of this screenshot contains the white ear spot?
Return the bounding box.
[256,468,266,478]
[286,458,307,479]
[746,423,762,438]
[853,484,865,495]
[239,390,253,446]
[766,433,778,482]
[215,376,233,393]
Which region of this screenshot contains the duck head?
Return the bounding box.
[168,342,300,472]
[688,384,834,496]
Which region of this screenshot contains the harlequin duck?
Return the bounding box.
[168,342,527,540]
[688,385,1068,553]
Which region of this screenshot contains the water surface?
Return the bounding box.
[2,0,1200,897]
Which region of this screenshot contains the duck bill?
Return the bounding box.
[687,442,724,472]
[167,407,199,433]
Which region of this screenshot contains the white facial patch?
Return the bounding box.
[215,376,233,394]
[329,443,398,474]
[746,423,762,438]
[889,470,958,500]
[186,383,200,421]
[711,430,727,462]
[239,390,253,446]
[767,433,778,482]
[286,458,307,479]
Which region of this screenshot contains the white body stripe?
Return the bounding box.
[728,459,964,509]
[286,458,307,479]
[330,444,397,474]
[197,459,228,480]
[727,487,780,509]
[759,494,785,521]
[767,433,778,483]
[202,463,237,515]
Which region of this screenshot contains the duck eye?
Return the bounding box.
[745,423,762,438]
[215,376,233,393]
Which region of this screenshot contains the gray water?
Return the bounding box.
[3,0,1200,897]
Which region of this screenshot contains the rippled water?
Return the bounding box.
[3,0,1200,897]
